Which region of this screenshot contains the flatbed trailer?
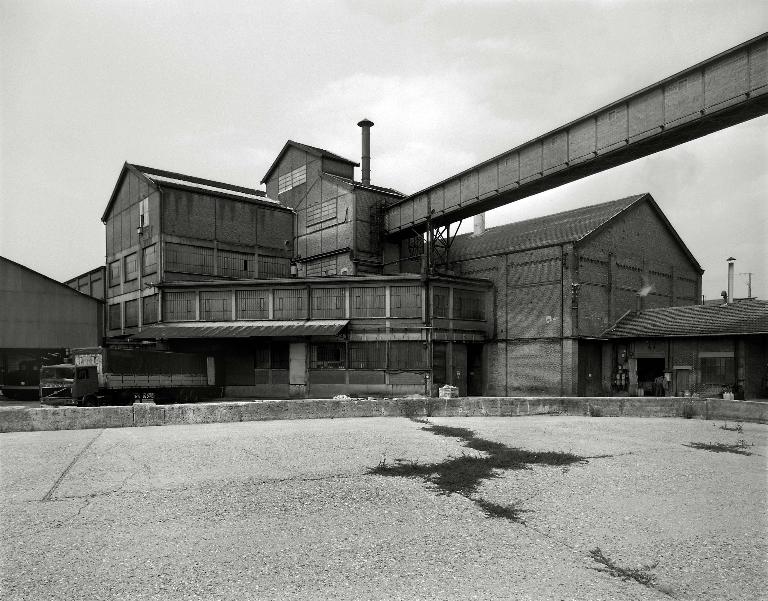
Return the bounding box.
[40,347,217,406]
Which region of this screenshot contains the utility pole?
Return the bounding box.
[739,272,753,298]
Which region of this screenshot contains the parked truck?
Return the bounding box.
[39,347,217,406]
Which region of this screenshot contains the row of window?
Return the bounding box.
[108,295,158,330]
[164,243,290,279]
[110,244,291,285]
[109,245,158,287]
[309,342,427,371]
[161,286,485,322]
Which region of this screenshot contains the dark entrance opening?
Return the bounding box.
[467,344,484,396]
[637,357,665,396]
[578,340,604,396]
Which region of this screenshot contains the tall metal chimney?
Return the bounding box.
[473,213,485,236]
[357,118,373,185]
[727,256,735,304]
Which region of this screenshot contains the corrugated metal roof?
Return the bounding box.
[450,195,645,260]
[322,173,406,197]
[140,172,278,204]
[603,300,768,338]
[135,320,349,339]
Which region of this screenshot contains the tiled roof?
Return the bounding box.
[603,300,768,338]
[450,195,645,260]
[261,140,359,183]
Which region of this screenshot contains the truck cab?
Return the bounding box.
[39,364,99,406]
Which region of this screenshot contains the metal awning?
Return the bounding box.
[135,320,349,339]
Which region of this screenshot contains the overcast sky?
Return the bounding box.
[1,0,766,300]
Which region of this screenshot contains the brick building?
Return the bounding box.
[444,193,702,396]
[98,136,710,399]
[602,299,768,399]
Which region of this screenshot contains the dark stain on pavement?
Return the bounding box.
[368,419,586,522]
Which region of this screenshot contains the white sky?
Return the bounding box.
[1,0,766,300]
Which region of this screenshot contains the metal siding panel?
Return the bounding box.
[519,143,541,182]
[460,172,478,203]
[568,119,596,164]
[705,51,749,109]
[498,153,519,188]
[542,131,568,173]
[749,40,768,92]
[478,163,498,196]
[444,180,460,210]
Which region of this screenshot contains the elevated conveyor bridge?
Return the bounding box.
[384,33,768,237]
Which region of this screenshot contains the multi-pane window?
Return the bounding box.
[700,356,735,385]
[350,286,385,317]
[310,343,346,369]
[236,290,269,319]
[108,303,121,330]
[259,255,291,279]
[218,250,254,279]
[165,243,214,275]
[454,289,485,320]
[109,260,120,287]
[124,299,139,327]
[164,291,197,321]
[306,199,337,227]
[348,342,386,370]
[124,253,138,281]
[311,288,345,318]
[142,294,159,324]
[433,287,449,318]
[278,165,307,195]
[390,285,422,318]
[142,244,157,275]
[273,288,306,319]
[200,291,232,321]
[388,341,427,370]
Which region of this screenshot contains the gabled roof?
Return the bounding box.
[261,140,359,184]
[322,173,405,198]
[449,193,702,271]
[101,163,277,222]
[603,299,768,338]
[0,255,102,304]
[450,195,644,259]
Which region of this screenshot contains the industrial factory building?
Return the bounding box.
[91,118,718,399]
[0,256,103,399]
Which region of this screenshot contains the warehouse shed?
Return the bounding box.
[0,256,103,399]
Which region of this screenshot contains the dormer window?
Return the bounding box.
[278,165,307,195]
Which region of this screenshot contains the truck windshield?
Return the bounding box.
[40,366,75,380]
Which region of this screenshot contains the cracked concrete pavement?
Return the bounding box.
[1,416,766,600]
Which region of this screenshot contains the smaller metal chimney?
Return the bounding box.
[727,256,735,304]
[473,213,485,236]
[357,118,374,185]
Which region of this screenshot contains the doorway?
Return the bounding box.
[467,344,484,396]
[636,357,665,396]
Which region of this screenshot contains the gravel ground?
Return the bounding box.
[0,416,765,600]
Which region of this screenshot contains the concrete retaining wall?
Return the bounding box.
[1,397,766,433]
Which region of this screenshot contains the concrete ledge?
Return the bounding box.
[0,397,766,433]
